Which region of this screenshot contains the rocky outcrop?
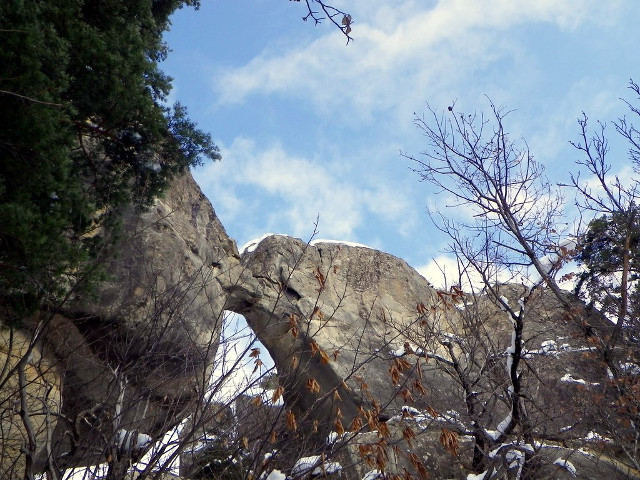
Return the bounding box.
[225,234,628,480]
[1,172,242,474]
[50,172,241,467]
[226,235,443,433]
[1,174,631,479]
[0,328,61,477]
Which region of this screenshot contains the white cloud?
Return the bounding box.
[211,0,616,124]
[415,254,485,289]
[415,253,520,290]
[193,136,418,243]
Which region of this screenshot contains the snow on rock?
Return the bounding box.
[290,455,341,477]
[241,236,373,255]
[390,342,424,357]
[540,340,557,354]
[291,455,342,477]
[319,462,342,475]
[362,470,384,480]
[585,431,613,443]
[264,450,278,461]
[402,406,422,417]
[621,362,640,375]
[442,332,464,344]
[115,429,151,452]
[310,239,373,249]
[553,458,577,476]
[560,374,599,387]
[266,469,287,480]
[498,295,509,311]
[505,449,525,473]
[291,456,322,477]
[240,234,289,254]
[467,471,489,480]
[326,431,349,445]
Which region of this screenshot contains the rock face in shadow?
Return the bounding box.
[1,172,242,474]
[0,328,62,477]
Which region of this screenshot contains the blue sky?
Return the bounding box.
[161,0,638,284]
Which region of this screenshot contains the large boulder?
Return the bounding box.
[50,172,240,467]
[227,235,444,434]
[0,171,241,474]
[228,234,631,480]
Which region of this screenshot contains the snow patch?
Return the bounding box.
[540,340,557,354]
[291,456,322,476]
[498,295,509,310]
[310,238,373,249]
[553,458,577,476]
[390,342,424,357]
[621,362,640,375]
[291,456,341,477]
[560,374,599,387]
[585,431,613,443]
[266,469,287,480]
[240,234,289,254]
[362,470,384,480]
[326,431,349,445]
[443,332,464,344]
[467,472,488,480]
[115,429,151,452]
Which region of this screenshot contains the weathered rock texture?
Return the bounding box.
[1,172,241,474]
[226,234,634,480]
[227,235,442,431]
[1,173,636,480]
[0,328,61,477]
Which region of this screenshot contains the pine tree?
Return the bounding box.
[0,0,220,317]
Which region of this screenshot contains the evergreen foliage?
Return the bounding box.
[0,0,220,315]
[576,209,640,325]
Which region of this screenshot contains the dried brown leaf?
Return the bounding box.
[272,385,284,404]
[439,428,459,456]
[402,426,416,447]
[400,388,414,403]
[286,410,297,432]
[306,377,321,394]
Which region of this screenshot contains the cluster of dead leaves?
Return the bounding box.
[439,428,459,456]
[309,340,331,364]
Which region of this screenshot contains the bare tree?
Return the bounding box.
[292,0,354,43]
[400,99,631,478]
[564,79,640,471]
